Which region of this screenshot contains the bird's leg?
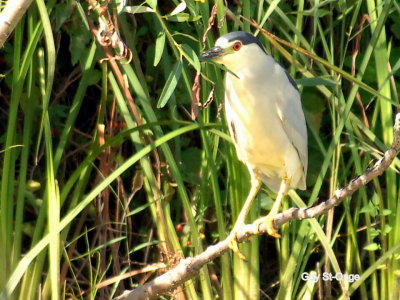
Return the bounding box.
[254,176,290,238]
[227,172,262,260]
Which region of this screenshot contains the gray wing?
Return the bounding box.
[276,84,308,183]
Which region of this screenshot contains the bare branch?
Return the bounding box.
[115,114,400,300]
[0,0,35,48]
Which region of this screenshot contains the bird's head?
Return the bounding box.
[199,31,265,73]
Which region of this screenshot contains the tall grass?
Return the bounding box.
[0,0,399,299]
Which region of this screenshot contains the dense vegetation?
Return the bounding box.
[1,0,399,299]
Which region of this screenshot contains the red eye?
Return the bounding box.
[232,41,242,51]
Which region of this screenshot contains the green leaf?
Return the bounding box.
[383,224,393,235]
[157,60,183,108]
[86,69,101,86]
[123,6,154,14]
[55,3,73,30]
[301,8,331,18]
[164,13,202,22]
[154,30,165,66]
[146,0,157,9]
[369,228,380,239]
[131,240,160,253]
[181,44,201,72]
[371,192,380,205]
[364,243,381,251]
[127,200,155,217]
[295,77,337,87]
[259,193,274,211]
[381,208,392,216]
[360,202,378,217]
[181,147,202,183]
[68,26,92,66]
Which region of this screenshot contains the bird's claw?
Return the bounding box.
[254,215,281,238]
[227,228,247,260]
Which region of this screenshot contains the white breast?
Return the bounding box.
[224,55,307,192]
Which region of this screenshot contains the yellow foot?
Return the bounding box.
[227,227,247,260]
[254,215,281,238]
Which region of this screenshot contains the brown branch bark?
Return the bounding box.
[0,0,34,48]
[115,114,400,300]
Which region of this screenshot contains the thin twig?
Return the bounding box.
[115,114,400,300]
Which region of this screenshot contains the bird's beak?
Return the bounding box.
[199,46,225,60]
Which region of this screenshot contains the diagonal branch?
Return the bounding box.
[115,113,400,300]
[0,0,34,48]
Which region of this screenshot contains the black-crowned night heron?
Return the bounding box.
[200,31,307,258]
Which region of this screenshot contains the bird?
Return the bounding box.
[199,31,308,258]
